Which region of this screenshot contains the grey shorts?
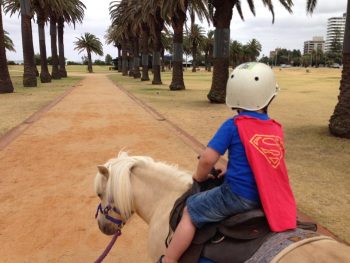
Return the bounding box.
[186,182,260,228]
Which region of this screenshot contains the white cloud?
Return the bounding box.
[2,0,347,62]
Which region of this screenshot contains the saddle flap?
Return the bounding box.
[221,209,265,227]
[192,223,217,245]
[219,209,269,240]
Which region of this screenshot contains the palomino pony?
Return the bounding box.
[94,152,350,262]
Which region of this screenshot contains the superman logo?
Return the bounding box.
[249,134,284,168]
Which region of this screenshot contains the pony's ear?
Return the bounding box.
[97,165,109,178]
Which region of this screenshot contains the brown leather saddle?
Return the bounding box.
[166,178,317,263]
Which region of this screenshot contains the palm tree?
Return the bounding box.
[33,0,55,83]
[105,25,123,73]
[4,30,16,52]
[161,31,173,71]
[57,0,86,78]
[143,1,164,85]
[246,38,262,61]
[206,0,293,103]
[189,24,205,72]
[74,33,103,73]
[161,0,210,90]
[4,0,37,87]
[0,3,14,93]
[110,0,142,79]
[203,30,214,71]
[327,2,350,138]
[230,40,242,69]
[4,0,62,83]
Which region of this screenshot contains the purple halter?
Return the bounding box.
[95,203,124,227]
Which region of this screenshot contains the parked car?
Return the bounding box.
[280,64,291,68]
[330,63,341,68]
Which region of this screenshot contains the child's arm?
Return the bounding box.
[193,147,221,182]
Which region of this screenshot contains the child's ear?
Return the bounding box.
[97,165,109,178]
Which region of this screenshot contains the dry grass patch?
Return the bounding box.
[0,66,82,136]
[109,67,350,243]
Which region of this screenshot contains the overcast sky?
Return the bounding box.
[2,0,348,62]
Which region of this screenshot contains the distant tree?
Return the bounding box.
[246,38,262,61]
[74,33,103,73]
[105,54,113,65]
[202,30,214,71]
[4,30,15,52]
[189,24,205,72]
[230,40,242,68]
[259,55,269,64]
[47,56,52,65]
[34,53,41,65]
[94,59,106,65]
[330,28,343,54]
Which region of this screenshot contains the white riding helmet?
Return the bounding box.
[226,62,279,111]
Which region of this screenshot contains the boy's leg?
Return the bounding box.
[163,207,196,263]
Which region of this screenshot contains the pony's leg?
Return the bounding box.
[164,207,196,263]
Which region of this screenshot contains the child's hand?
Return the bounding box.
[216,167,226,177]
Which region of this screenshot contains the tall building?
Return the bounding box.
[325,13,347,52]
[304,36,325,54]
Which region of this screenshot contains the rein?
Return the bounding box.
[94,203,125,262]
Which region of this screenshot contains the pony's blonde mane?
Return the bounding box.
[96,152,192,220]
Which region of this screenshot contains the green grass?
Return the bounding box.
[1,66,83,136]
[108,67,350,243]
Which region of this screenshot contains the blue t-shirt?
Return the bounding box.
[207,111,270,202]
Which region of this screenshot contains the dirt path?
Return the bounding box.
[0,74,200,262]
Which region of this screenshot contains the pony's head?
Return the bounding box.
[94,151,152,235]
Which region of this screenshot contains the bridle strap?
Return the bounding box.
[95,203,124,226]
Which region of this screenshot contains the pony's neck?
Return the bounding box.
[130,164,192,224]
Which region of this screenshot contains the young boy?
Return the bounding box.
[160,62,296,263]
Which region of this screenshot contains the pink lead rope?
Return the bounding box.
[94,229,122,263]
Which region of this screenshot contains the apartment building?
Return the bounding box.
[304,36,325,54]
[325,13,347,52]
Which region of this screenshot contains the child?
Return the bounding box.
[160,62,296,263]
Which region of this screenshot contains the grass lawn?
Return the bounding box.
[108,67,350,243]
[0,65,83,136]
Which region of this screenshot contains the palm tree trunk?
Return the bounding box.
[87,50,93,73]
[151,10,164,85]
[117,43,122,72]
[121,40,128,76]
[161,49,165,72]
[329,1,350,138]
[50,17,61,79]
[204,52,208,71]
[57,17,67,77]
[133,38,141,78]
[20,0,37,87]
[128,40,134,77]
[37,12,51,83]
[0,3,13,93]
[208,47,213,72]
[192,44,197,72]
[141,24,150,81]
[207,0,234,103]
[169,8,186,90]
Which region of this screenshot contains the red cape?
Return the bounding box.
[235,116,296,232]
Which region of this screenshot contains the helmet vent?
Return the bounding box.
[255,77,259,81]
[231,74,234,79]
